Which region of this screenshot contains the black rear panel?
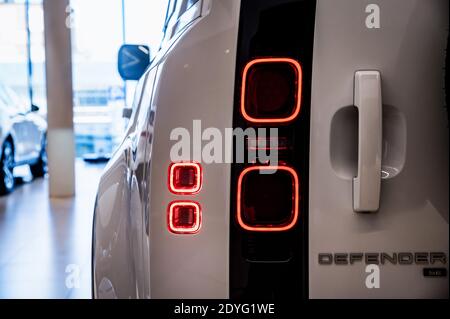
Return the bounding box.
[230,0,316,300]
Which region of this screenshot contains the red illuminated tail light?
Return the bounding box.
[168,201,201,234]
[241,58,302,124]
[168,162,202,194]
[237,166,299,232]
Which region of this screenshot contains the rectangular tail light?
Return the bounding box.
[241,58,302,124]
[167,201,201,234]
[237,165,299,232]
[168,162,202,194]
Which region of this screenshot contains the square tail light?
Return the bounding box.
[237,166,299,232]
[168,201,201,234]
[168,162,202,194]
[241,58,302,124]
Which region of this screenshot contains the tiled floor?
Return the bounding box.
[0,160,105,299]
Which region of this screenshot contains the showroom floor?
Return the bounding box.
[0,160,105,299]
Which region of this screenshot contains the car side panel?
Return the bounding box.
[93,71,150,299]
[147,0,240,298]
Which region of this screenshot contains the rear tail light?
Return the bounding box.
[168,162,202,194]
[237,166,299,232]
[231,1,315,298]
[167,201,201,234]
[241,58,302,124]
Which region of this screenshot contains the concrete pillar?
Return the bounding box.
[43,0,75,197]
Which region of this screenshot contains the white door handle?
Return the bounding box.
[353,71,382,212]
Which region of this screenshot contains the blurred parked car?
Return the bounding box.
[0,84,47,195]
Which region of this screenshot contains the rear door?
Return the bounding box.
[309,0,448,298]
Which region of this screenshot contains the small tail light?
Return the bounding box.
[168,162,202,194]
[237,166,299,232]
[168,201,201,234]
[241,58,302,124]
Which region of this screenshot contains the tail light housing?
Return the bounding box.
[230,0,315,299]
[241,58,302,124]
[237,166,299,232]
[168,162,202,194]
[167,201,201,234]
[246,136,291,151]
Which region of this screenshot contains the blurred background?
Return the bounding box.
[0,0,167,157]
[0,0,170,299]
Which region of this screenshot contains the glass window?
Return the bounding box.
[162,0,201,44]
[1,0,171,158]
[0,1,30,105]
[70,0,125,157]
[28,0,46,110]
[123,0,169,107]
[70,0,170,157]
[0,0,45,115]
[0,84,28,114]
[123,0,169,54]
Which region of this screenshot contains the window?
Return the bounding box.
[0,1,30,107]
[0,0,171,158]
[70,0,169,157]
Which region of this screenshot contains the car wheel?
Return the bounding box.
[30,134,48,178]
[0,139,15,195]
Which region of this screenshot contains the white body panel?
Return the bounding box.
[93,0,449,299]
[93,0,240,299]
[148,0,240,298]
[309,0,449,298]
